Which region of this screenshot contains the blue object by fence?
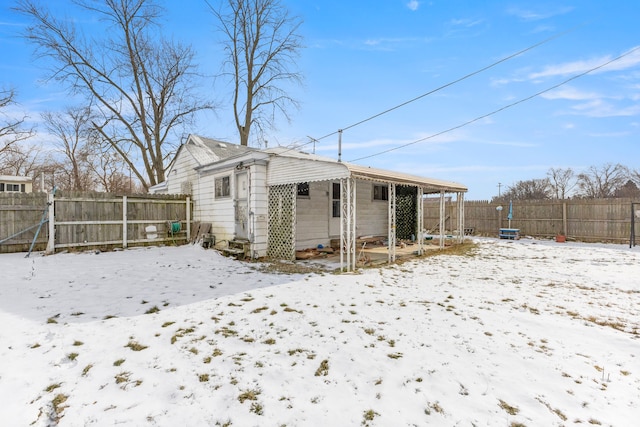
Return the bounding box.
[499,228,519,240]
[171,222,181,234]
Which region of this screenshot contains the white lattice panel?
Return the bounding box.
[267,184,296,260]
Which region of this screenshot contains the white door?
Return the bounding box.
[234,172,249,240]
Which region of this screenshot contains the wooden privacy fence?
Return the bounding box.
[0,192,48,254]
[0,191,191,254]
[424,198,637,243]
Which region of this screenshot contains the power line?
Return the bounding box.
[274,26,576,156]
[349,45,640,163]
[316,25,581,141]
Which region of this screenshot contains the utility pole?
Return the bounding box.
[497,182,502,198]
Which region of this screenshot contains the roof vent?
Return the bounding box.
[217,143,227,148]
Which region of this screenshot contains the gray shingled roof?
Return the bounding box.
[186,135,255,166]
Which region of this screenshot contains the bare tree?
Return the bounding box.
[499,178,552,201]
[576,163,629,198]
[87,148,137,193]
[0,88,34,166]
[614,180,640,198]
[209,0,303,146]
[42,107,95,191]
[547,167,576,199]
[0,143,61,191]
[16,0,212,191]
[0,143,44,176]
[631,168,640,188]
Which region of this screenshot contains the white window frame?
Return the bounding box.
[215,175,231,198]
[373,184,388,201]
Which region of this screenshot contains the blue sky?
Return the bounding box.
[1,1,639,200]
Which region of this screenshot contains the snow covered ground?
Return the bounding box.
[1,239,639,426]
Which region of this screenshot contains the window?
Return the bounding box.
[297,182,309,197]
[0,183,4,192]
[2,183,20,192]
[332,182,340,217]
[373,184,388,201]
[215,176,230,198]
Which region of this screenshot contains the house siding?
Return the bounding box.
[167,148,199,195]
[268,156,349,185]
[355,180,389,238]
[196,172,235,243]
[158,142,271,254]
[295,181,330,250]
[293,180,391,249]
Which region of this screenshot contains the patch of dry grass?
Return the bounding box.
[498,399,519,415]
[315,359,329,376]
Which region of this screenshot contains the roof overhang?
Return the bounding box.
[345,163,467,193]
[264,148,466,193]
[0,175,32,184]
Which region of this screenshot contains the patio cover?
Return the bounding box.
[265,148,467,192]
[265,149,467,271]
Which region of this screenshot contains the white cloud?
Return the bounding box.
[0,21,26,28]
[541,86,600,101]
[421,163,549,174]
[361,36,430,51]
[541,85,640,118]
[407,1,419,12]
[507,6,574,21]
[529,46,640,80]
[530,56,610,79]
[549,97,640,118]
[531,24,555,34]
[449,18,484,28]
[573,101,640,118]
[315,134,451,154]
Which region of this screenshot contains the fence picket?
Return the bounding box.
[424,198,636,243]
[1,191,191,254]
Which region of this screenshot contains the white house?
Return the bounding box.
[151,134,467,270]
[0,175,33,193]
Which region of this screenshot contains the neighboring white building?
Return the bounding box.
[0,175,33,193]
[152,134,467,270]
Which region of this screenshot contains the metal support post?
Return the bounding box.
[416,187,424,255]
[458,192,465,243]
[439,190,445,249]
[340,178,356,271]
[388,183,397,263]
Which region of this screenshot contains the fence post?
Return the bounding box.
[562,202,567,236]
[186,196,191,241]
[46,191,55,255]
[631,202,635,248]
[123,195,128,249]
